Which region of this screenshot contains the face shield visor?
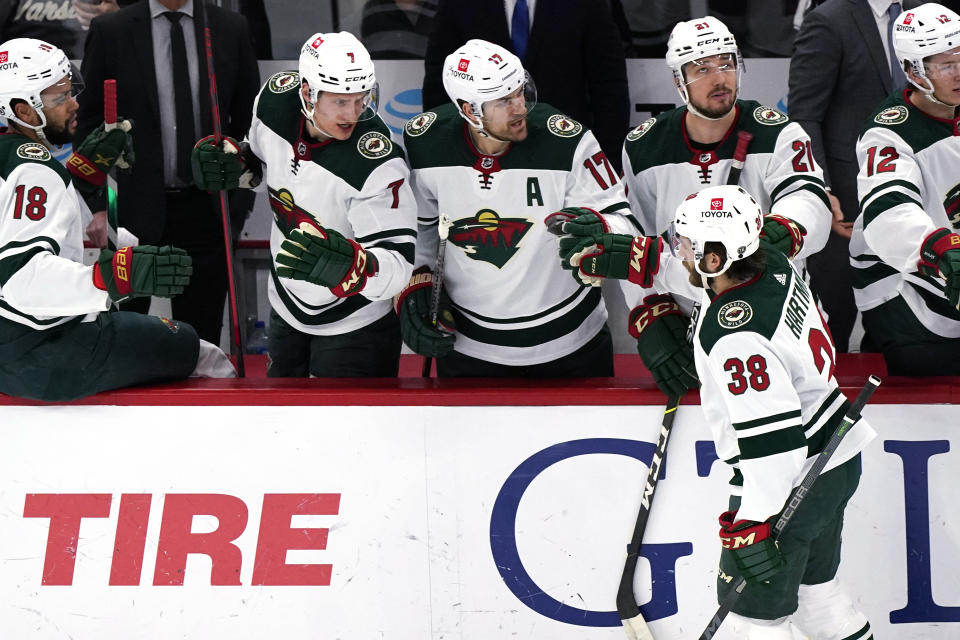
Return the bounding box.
[923,48,960,81]
[39,64,84,110]
[680,53,739,89]
[313,84,380,125]
[478,72,537,122]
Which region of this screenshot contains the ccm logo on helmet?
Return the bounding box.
[697,38,720,46]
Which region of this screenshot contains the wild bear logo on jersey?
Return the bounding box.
[405,112,437,137]
[874,105,909,125]
[358,131,393,159]
[448,209,532,268]
[945,183,960,230]
[626,118,656,142]
[269,187,322,236]
[547,114,583,138]
[16,143,50,161]
[753,107,788,126]
[268,71,299,94]
[718,301,753,329]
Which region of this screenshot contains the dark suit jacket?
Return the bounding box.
[788,0,919,219]
[422,0,629,171]
[77,0,260,244]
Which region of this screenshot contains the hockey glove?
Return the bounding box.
[191,135,262,191]
[718,510,785,584]
[550,208,610,265]
[67,119,134,195]
[393,268,456,358]
[93,245,192,303]
[628,294,697,397]
[760,214,806,259]
[567,234,661,288]
[276,226,379,298]
[918,227,960,310]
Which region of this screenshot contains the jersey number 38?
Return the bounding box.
[724,328,835,395]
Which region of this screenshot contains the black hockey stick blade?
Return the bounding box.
[697,375,881,640]
[616,395,681,639]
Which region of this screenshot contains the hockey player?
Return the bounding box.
[674,185,876,640]
[193,32,416,377]
[850,3,960,375]
[396,39,649,376]
[0,38,232,402]
[555,15,832,396]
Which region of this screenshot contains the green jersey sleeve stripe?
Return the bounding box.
[862,191,923,227]
[738,427,807,460]
[769,174,827,205]
[771,182,831,211]
[0,246,47,286]
[355,228,417,243]
[732,409,802,431]
[858,179,921,211]
[599,201,631,214]
[850,261,900,289]
[0,298,71,326]
[367,241,415,264]
[0,236,61,256]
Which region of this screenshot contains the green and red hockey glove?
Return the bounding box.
[760,214,806,258]
[918,227,960,310]
[567,234,661,287]
[67,119,134,195]
[550,208,609,267]
[628,294,697,397]
[92,245,192,302]
[276,226,378,298]
[191,135,262,191]
[718,510,785,584]
[393,267,456,358]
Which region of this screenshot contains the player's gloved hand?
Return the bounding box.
[393,267,456,358]
[718,510,785,584]
[566,234,661,287]
[760,214,806,258]
[92,245,192,302]
[628,294,697,397]
[276,225,379,298]
[67,119,135,194]
[918,227,960,310]
[191,135,263,191]
[548,208,609,265]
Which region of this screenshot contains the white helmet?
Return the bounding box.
[665,17,742,120]
[670,185,762,279]
[441,39,537,132]
[0,38,82,145]
[892,4,960,103]
[298,32,378,122]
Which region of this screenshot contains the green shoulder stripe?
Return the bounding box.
[862,190,922,227]
[0,135,70,186]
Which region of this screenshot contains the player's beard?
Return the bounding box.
[44,120,75,146]
[689,82,737,119]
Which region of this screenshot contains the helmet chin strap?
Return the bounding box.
[463,105,512,147]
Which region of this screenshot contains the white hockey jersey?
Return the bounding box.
[0,131,108,352]
[622,100,831,307]
[850,90,960,338]
[248,71,416,336]
[403,103,641,365]
[692,251,875,522]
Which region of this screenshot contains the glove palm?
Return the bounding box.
[93,245,192,302]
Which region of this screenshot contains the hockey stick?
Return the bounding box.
[616,394,682,640]
[421,213,452,377]
[103,79,119,251]
[202,24,245,378]
[697,375,882,640]
[726,130,753,186]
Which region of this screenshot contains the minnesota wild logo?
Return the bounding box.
[753,106,788,125]
[875,105,908,125]
[405,111,437,137]
[268,187,321,236]
[268,71,299,93]
[449,209,532,268]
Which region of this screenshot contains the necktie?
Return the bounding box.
[511,0,529,60]
[164,11,195,184]
[888,2,907,88]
